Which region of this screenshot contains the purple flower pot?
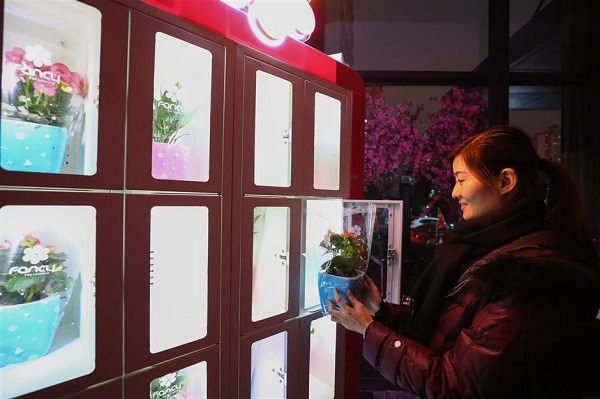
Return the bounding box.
[152,141,190,181]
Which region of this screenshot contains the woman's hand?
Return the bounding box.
[328,288,374,336]
[362,275,383,315]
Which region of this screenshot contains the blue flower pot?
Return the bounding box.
[0,294,61,367]
[0,119,68,173]
[317,270,365,315]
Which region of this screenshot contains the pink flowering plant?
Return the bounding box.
[364,86,423,186]
[417,86,489,209]
[319,229,367,277]
[364,86,488,213]
[0,234,73,305]
[1,45,87,127]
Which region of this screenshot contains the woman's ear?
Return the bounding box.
[499,168,517,195]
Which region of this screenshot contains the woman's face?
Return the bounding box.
[452,155,504,221]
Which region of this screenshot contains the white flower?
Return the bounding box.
[24,45,52,68]
[22,245,49,265]
[159,372,177,387]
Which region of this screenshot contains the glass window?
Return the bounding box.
[324,0,489,72]
[1,0,101,175]
[508,85,561,161]
[509,0,562,72]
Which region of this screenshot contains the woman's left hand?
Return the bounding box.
[328,288,374,336]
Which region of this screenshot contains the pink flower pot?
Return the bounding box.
[152,141,189,181]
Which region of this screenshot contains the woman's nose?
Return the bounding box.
[452,184,460,199]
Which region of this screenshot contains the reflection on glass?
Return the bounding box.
[254,71,292,187]
[149,361,208,399]
[250,331,287,399]
[150,206,208,353]
[252,207,290,321]
[1,0,101,175]
[152,33,212,182]
[0,205,96,397]
[309,316,336,399]
[303,199,343,310]
[313,93,341,190]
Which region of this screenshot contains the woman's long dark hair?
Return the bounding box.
[448,125,599,265]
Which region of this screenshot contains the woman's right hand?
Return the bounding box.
[362,274,383,315]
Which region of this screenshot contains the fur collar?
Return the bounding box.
[461,245,600,307]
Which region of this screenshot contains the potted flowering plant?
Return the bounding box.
[152,81,197,180]
[317,229,368,315]
[1,44,87,173]
[0,234,76,366]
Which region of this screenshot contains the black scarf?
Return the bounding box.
[403,197,548,345]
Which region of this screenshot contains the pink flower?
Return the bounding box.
[34,78,58,96]
[20,234,41,248]
[4,46,25,64]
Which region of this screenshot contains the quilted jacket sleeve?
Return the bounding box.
[362,294,588,399]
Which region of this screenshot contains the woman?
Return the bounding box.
[329,125,600,399]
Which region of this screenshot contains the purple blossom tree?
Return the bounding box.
[364,86,489,218]
[364,86,423,186]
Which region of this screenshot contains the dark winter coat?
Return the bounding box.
[363,231,600,399]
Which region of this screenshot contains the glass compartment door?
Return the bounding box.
[1,0,101,176]
[151,33,212,182]
[251,206,290,322]
[149,206,209,353]
[254,71,293,188]
[0,204,96,397]
[240,56,303,195]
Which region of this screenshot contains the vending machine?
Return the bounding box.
[0,0,376,398]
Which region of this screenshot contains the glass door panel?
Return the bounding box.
[303,199,343,310]
[254,71,292,187]
[152,33,212,182]
[149,206,208,353]
[250,331,287,399]
[0,205,96,397]
[308,316,336,399]
[313,93,341,190]
[1,0,101,175]
[252,206,290,321]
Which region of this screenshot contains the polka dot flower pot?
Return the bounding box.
[0,293,61,367]
[151,141,190,181]
[0,119,68,174]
